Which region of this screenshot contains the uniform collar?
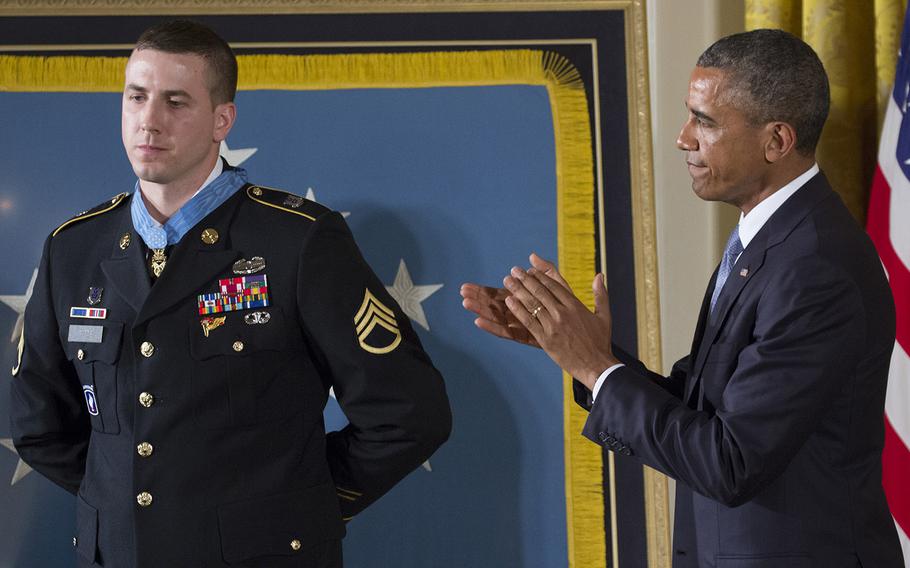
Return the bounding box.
[130,159,247,249]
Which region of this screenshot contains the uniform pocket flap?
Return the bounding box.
[62,322,124,364]
[75,494,99,563]
[189,308,287,361]
[217,483,345,563]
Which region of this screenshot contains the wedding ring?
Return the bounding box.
[530,305,543,319]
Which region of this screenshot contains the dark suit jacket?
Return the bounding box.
[577,173,903,568]
[10,183,451,567]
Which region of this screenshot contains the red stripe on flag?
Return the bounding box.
[868,166,910,353]
[884,415,910,534]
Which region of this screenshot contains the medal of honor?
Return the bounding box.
[151,248,167,278]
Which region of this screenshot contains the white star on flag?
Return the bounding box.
[0,438,33,485]
[0,268,38,343]
[386,259,442,332]
[220,141,257,167]
[305,188,350,218]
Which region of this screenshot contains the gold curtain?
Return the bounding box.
[745,0,905,221]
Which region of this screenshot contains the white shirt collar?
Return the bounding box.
[738,162,819,250]
[145,159,223,228]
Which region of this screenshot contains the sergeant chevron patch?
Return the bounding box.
[354,289,401,355]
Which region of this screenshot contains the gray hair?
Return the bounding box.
[697,28,830,155]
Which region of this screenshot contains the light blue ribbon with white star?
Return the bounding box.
[130,166,248,249]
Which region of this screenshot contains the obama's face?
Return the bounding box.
[677,66,768,208]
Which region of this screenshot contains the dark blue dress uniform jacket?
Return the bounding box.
[9,184,452,567]
[576,173,904,568]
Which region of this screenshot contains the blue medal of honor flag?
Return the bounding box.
[0,85,565,567]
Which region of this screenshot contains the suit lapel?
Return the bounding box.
[134,191,244,328]
[100,202,152,315]
[684,172,836,404]
[683,269,718,406]
[690,242,768,383]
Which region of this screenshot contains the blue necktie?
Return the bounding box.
[710,225,744,312]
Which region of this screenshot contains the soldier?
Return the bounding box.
[10,19,451,567]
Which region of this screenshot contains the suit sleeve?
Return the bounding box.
[9,235,90,495]
[295,213,452,518]
[582,256,864,506]
[573,345,688,411]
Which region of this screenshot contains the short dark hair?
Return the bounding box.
[697,28,829,155]
[135,20,237,105]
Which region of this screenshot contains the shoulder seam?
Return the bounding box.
[52,192,129,237]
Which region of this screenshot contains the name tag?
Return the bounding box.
[68,325,104,344]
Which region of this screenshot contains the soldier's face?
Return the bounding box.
[121,49,234,188]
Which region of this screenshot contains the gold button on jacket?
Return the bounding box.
[137,442,153,457]
[136,492,153,507]
[138,392,154,408]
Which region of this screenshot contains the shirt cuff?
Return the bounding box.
[591,363,625,402]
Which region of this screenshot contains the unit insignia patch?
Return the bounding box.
[83,385,99,416]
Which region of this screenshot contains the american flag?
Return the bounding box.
[868,6,910,563]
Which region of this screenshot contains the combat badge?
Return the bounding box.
[232,256,266,275]
[354,289,401,355]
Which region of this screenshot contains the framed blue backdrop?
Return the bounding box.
[0,1,664,567]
